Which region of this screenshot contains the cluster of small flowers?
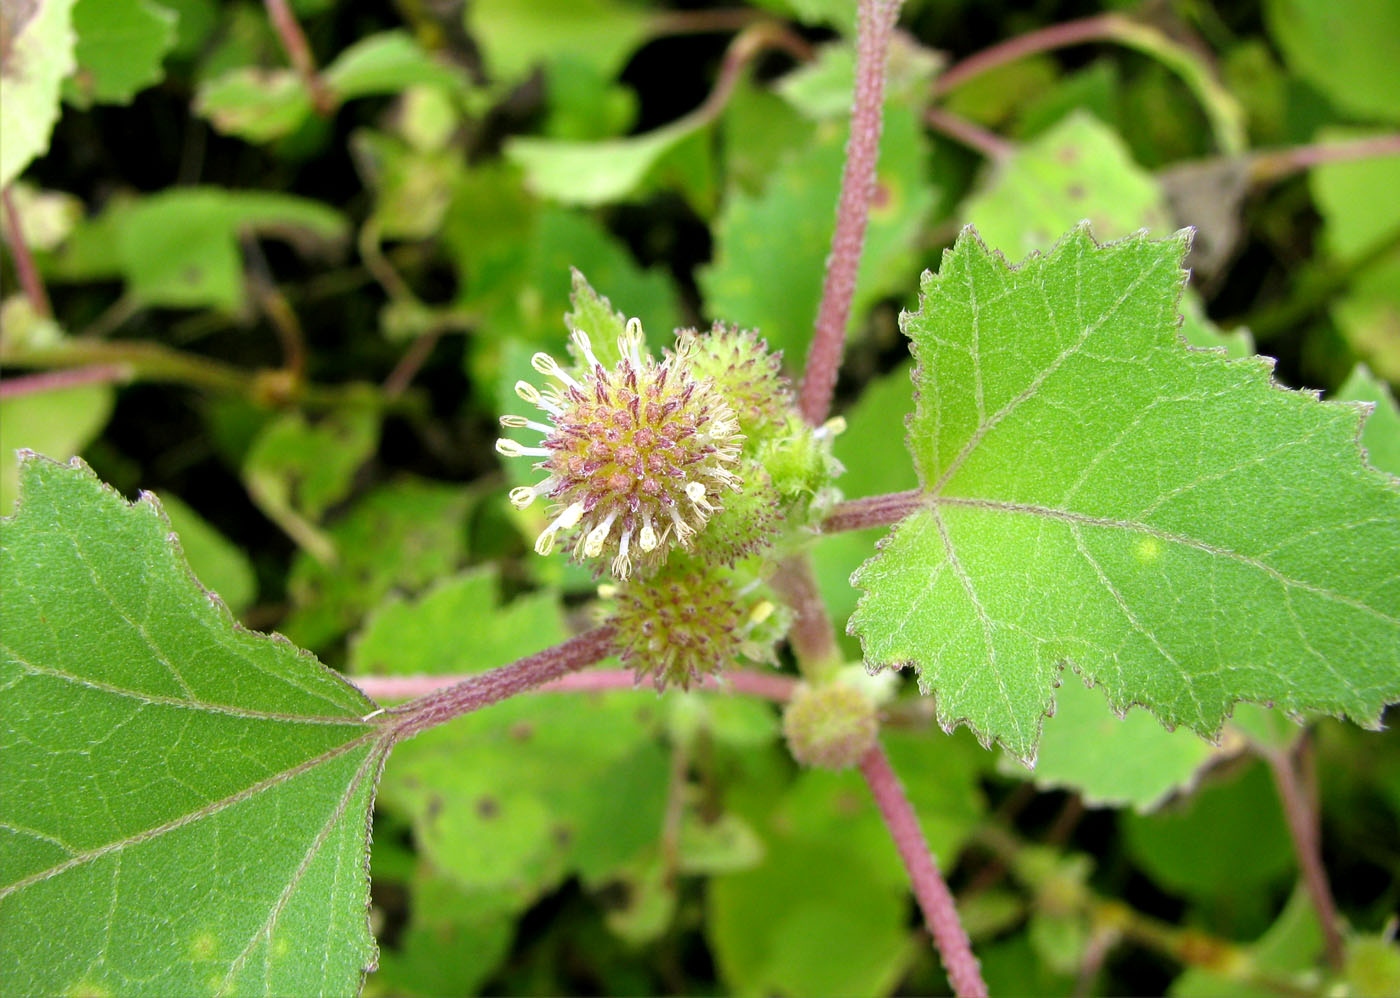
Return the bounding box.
[497,319,746,580]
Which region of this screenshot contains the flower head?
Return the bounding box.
[498,319,743,579]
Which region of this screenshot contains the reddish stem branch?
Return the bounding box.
[822,489,925,533]
[1262,745,1345,969]
[797,0,904,425]
[263,0,336,114]
[1,187,52,318]
[384,626,616,743]
[924,106,1015,161]
[771,555,842,671]
[0,364,128,399]
[932,14,1117,95]
[861,743,987,997]
[1247,132,1400,183]
[357,667,798,704]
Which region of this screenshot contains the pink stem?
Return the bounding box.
[770,556,841,670]
[1248,132,1400,182]
[924,106,1015,160]
[357,666,797,704]
[263,0,336,114]
[932,14,1117,95]
[860,743,987,997]
[797,0,903,425]
[1261,745,1345,969]
[1,187,52,318]
[384,626,616,743]
[0,364,128,399]
[822,488,925,533]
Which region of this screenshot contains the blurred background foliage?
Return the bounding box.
[2,0,1398,994]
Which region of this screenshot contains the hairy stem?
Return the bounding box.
[385,626,617,743]
[355,667,798,703]
[263,0,336,114]
[1246,132,1400,184]
[1,187,52,318]
[771,556,842,675]
[933,13,1245,154]
[797,0,904,425]
[1262,744,1345,969]
[823,489,925,533]
[861,743,987,997]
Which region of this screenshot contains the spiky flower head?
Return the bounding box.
[497,319,743,579]
[607,555,785,690]
[782,681,879,770]
[671,324,791,435]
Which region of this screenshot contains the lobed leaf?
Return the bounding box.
[0,455,386,996]
[850,226,1400,763]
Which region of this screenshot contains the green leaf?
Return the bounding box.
[1264,0,1400,123]
[0,0,77,187]
[775,35,941,121]
[350,565,567,678]
[154,491,257,616]
[377,691,664,900]
[194,67,313,144]
[0,455,384,996]
[1337,365,1400,477]
[1310,128,1400,382]
[1169,886,1323,997]
[563,267,630,369]
[1124,759,1294,900]
[115,187,347,310]
[244,398,381,563]
[1004,677,1216,811]
[0,381,114,512]
[323,30,472,101]
[282,479,474,651]
[851,226,1400,762]
[961,111,1173,261]
[701,104,934,360]
[66,0,176,106]
[506,114,705,206]
[465,0,649,84]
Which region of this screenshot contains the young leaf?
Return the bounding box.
[66,0,176,106]
[1338,365,1400,477]
[0,0,77,187]
[0,455,385,996]
[850,226,1400,763]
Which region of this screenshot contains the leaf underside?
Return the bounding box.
[0,456,384,997]
[850,226,1400,763]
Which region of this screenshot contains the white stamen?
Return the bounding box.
[509,486,538,509]
[669,507,695,545]
[533,501,586,556]
[496,438,549,458]
[584,511,618,557]
[818,415,847,439]
[531,352,579,388]
[612,529,632,579]
[571,330,601,370]
[685,481,713,512]
[498,414,554,434]
[749,600,775,625]
[638,516,658,552]
[618,317,644,367]
[516,380,562,416]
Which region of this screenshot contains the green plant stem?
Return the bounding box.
[932,13,1246,155]
[862,743,988,997]
[1,186,52,318]
[1260,743,1346,969]
[798,0,904,425]
[975,825,1327,996]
